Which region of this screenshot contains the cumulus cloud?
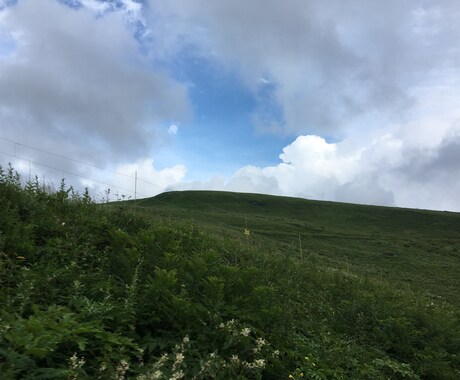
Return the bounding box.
[107,158,186,199]
[176,116,460,211]
[0,0,191,165]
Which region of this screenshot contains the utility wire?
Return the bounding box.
[0,136,251,224]
[0,136,164,190]
[0,150,149,198]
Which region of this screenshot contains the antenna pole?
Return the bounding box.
[134,170,137,200]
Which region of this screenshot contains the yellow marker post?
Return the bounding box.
[244,217,250,242]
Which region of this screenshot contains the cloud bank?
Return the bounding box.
[146,0,460,136]
[0,0,190,164]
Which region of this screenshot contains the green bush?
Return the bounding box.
[0,165,459,379]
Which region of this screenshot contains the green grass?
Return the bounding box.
[1,168,460,379]
[130,190,460,306]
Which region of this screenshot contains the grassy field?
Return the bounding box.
[132,190,460,306]
[1,168,459,379]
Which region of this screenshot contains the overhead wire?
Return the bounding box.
[0,150,149,198]
[0,135,253,224]
[0,136,164,190]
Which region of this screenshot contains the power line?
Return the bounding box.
[0,136,255,225]
[0,150,149,198]
[0,135,164,190]
[0,135,132,177]
[0,146,231,220]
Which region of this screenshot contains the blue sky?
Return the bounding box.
[159,51,291,178]
[1,0,460,211]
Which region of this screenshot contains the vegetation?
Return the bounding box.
[1,165,459,379]
[136,190,460,306]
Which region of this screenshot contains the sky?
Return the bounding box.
[0,0,460,211]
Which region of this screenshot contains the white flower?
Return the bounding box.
[240,327,251,337]
[254,359,265,368]
[152,370,163,379]
[170,370,184,380]
[115,359,129,380]
[256,338,266,348]
[175,353,185,364]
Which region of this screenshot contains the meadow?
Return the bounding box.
[136,191,460,306]
[1,165,459,379]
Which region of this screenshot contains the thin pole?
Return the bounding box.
[134,170,137,200]
[299,234,303,260]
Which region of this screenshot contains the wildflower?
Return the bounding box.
[69,352,86,370]
[254,337,266,352]
[115,359,129,380]
[230,355,239,363]
[170,370,184,380]
[68,353,85,380]
[152,370,163,379]
[99,363,107,373]
[16,255,26,260]
[240,327,251,337]
[254,359,265,368]
[289,375,294,379]
[138,348,145,366]
[256,337,266,347]
[175,353,185,365]
[62,222,65,226]
[159,354,168,365]
[183,335,190,344]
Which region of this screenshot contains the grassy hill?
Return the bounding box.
[134,190,460,306]
[1,168,459,379]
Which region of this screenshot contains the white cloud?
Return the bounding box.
[113,158,186,198]
[168,124,178,135]
[71,158,186,201]
[79,0,110,14]
[120,0,142,14]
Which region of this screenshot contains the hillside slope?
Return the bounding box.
[2,171,459,379]
[135,191,460,305]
